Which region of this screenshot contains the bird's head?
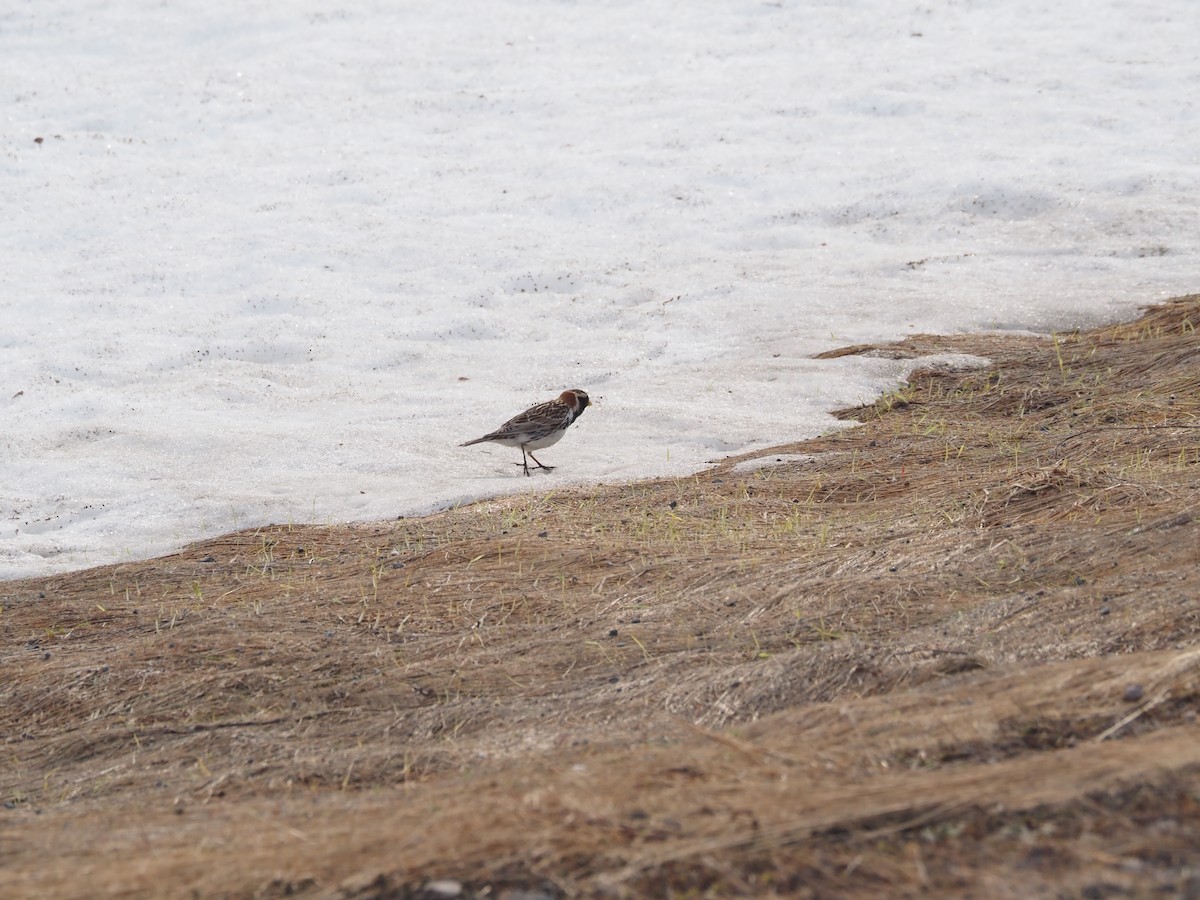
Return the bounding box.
[563,389,590,412]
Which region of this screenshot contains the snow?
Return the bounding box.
[3,0,1198,579]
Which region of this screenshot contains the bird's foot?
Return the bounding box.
[526,453,554,471]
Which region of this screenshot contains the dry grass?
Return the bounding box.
[2,294,1199,899]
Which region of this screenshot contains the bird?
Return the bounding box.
[461,389,591,476]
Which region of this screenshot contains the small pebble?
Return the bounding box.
[1123,684,1144,703]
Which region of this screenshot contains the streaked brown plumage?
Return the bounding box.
[461,389,591,476]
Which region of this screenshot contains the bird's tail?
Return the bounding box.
[460,436,489,447]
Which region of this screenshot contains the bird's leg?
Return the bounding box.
[526,451,554,472]
[521,448,531,476]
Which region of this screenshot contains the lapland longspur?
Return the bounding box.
[461,389,591,476]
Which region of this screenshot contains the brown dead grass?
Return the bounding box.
[2,294,1199,899]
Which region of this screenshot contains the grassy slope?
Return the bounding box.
[2,296,1199,898]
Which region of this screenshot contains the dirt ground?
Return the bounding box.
[3,295,1199,899]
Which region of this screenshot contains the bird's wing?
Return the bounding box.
[492,401,556,435]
